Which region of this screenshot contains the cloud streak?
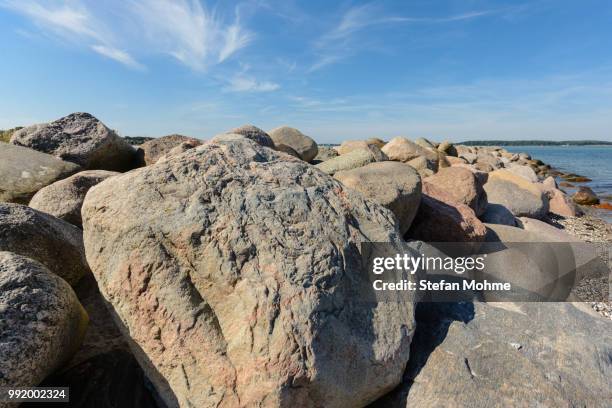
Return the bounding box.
[310,4,494,72]
[1,0,252,70]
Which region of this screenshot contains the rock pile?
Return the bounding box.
[1,115,610,407]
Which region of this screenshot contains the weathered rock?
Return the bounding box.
[334,162,422,234]
[381,137,438,167]
[268,126,318,162]
[406,183,487,249]
[414,137,435,149]
[480,203,518,226]
[445,156,466,165]
[437,141,457,156]
[549,188,581,217]
[10,113,136,171]
[406,156,433,172]
[0,203,89,286]
[0,252,88,390]
[373,302,612,408]
[484,170,549,219]
[424,167,487,216]
[573,186,600,205]
[460,152,477,164]
[312,146,339,163]
[273,143,301,158]
[157,141,201,163]
[365,137,386,148]
[315,145,387,175]
[436,151,451,169]
[0,142,81,204]
[506,164,539,182]
[137,134,202,166]
[473,161,495,173]
[542,176,557,191]
[337,140,377,155]
[82,138,415,408]
[450,163,489,185]
[226,124,275,148]
[29,170,118,227]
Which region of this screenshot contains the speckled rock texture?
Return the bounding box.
[29,170,118,227]
[0,203,89,286]
[82,138,416,408]
[424,167,488,217]
[0,142,81,204]
[0,252,88,391]
[10,113,136,171]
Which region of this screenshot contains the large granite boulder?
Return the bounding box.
[268,126,318,162]
[29,170,118,227]
[373,302,612,408]
[226,124,275,148]
[414,137,435,149]
[0,142,81,204]
[10,113,136,171]
[0,252,88,390]
[437,140,457,156]
[334,161,422,234]
[0,203,89,286]
[406,183,487,249]
[137,134,202,166]
[82,138,415,408]
[424,167,487,216]
[484,170,549,219]
[315,145,387,175]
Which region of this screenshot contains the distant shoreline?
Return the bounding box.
[461,140,612,146]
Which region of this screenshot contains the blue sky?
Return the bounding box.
[1,0,611,143]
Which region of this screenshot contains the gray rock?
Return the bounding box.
[573,186,600,205]
[137,134,202,166]
[226,124,274,148]
[374,302,612,408]
[0,252,88,389]
[460,152,478,164]
[334,161,422,234]
[10,113,136,171]
[312,146,339,163]
[315,146,387,175]
[483,170,549,219]
[268,126,318,162]
[0,203,89,286]
[82,138,415,408]
[480,203,518,226]
[29,170,118,227]
[0,142,81,204]
[414,137,435,149]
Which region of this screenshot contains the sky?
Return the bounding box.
[1,0,611,143]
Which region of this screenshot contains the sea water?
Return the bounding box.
[505,146,612,223]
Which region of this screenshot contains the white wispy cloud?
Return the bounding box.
[91,45,145,70]
[128,0,253,70]
[1,0,253,71]
[225,75,280,92]
[310,4,493,72]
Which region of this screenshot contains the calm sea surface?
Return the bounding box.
[505,146,612,222]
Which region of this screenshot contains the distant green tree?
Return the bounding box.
[461,140,612,146]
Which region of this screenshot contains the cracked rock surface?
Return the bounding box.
[82,138,416,408]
